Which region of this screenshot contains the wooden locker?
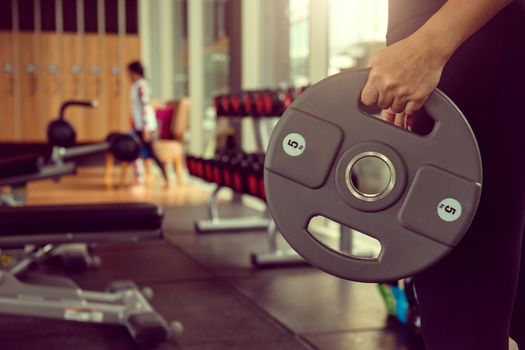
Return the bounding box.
[83,33,106,141]
[38,32,64,139]
[103,34,123,133]
[121,34,141,132]
[62,33,86,140]
[0,31,18,141]
[18,32,41,141]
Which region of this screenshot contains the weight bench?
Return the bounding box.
[0,203,181,347]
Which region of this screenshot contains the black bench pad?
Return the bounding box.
[0,154,42,179]
[0,203,163,236]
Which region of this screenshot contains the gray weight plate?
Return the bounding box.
[264,69,482,282]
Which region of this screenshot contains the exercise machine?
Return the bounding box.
[0,203,182,347]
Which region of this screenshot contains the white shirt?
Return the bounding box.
[130,78,158,132]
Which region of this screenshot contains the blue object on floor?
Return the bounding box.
[391,286,409,324]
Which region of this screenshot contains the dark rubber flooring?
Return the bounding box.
[0,201,425,349]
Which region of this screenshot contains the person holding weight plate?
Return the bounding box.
[361,0,525,349]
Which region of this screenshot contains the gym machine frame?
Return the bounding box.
[0,226,182,348]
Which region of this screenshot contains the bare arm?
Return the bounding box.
[361,0,513,120]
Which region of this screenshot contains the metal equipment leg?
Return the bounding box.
[250,218,307,268]
[0,270,183,347]
[195,186,269,233]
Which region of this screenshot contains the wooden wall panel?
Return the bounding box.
[18,32,41,141]
[38,32,63,137]
[0,31,17,141]
[83,33,106,141]
[0,0,141,143]
[103,34,122,133]
[62,33,86,140]
[122,34,141,131]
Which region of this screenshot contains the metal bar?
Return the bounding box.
[10,244,54,276]
[339,225,353,254]
[208,186,222,221]
[0,163,76,187]
[267,219,278,252]
[60,142,110,159]
[251,250,305,268]
[195,217,269,234]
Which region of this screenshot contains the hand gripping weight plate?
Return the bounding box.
[264,69,482,282]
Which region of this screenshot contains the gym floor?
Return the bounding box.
[1,168,425,350]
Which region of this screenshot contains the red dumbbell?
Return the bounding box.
[231,93,245,116]
[220,94,233,116]
[242,91,255,115]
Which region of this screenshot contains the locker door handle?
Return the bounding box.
[26,64,37,95]
[90,66,102,96]
[110,66,121,75]
[48,64,61,94]
[47,64,60,74]
[26,64,37,74]
[71,65,82,75]
[71,65,82,96]
[4,64,15,95]
[90,65,101,75]
[3,64,14,73]
[111,66,121,96]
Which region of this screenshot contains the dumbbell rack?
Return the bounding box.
[194,103,269,233]
[187,89,308,268]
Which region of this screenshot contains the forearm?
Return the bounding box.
[413,0,513,62]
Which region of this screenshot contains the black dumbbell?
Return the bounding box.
[232,153,255,194]
[219,152,235,188]
[222,151,245,190]
[246,163,261,197]
[48,100,98,148]
[247,154,265,198]
[108,133,141,162]
[255,153,266,200]
[47,119,76,148]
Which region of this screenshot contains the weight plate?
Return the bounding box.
[264,69,482,282]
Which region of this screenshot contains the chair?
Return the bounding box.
[152,97,190,187]
[105,98,190,188]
